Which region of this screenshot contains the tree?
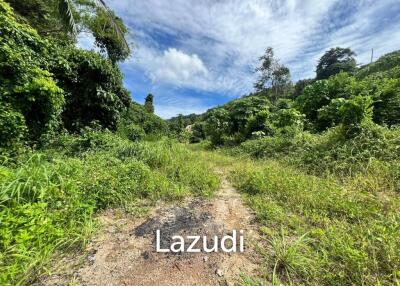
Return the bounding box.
[292,78,315,99]
[6,0,131,63]
[0,2,64,143]
[144,94,155,113]
[316,47,356,80]
[50,47,131,132]
[254,47,291,103]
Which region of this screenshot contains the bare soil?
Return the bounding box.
[38,171,261,286]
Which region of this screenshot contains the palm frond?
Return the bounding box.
[58,0,78,36]
[95,0,130,53]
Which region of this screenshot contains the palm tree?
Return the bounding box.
[59,0,129,52]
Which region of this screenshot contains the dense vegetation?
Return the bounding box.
[0,1,217,284]
[1,0,400,285]
[178,48,400,285]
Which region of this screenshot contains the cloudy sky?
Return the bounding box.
[80,0,400,118]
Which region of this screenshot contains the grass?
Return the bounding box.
[2,126,399,285]
[190,123,400,285]
[226,152,400,285]
[0,131,219,285]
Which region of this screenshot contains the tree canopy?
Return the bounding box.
[316,47,356,80]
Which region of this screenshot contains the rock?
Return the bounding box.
[215,268,223,277]
[203,256,209,262]
[88,253,96,265]
[142,251,151,260]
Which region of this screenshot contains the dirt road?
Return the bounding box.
[40,171,261,286]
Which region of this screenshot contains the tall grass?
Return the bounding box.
[229,157,400,285]
[0,131,219,285]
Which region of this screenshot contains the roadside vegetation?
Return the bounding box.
[0,132,219,285]
[0,1,218,284]
[1,0,400,285]
[175,40,400,286]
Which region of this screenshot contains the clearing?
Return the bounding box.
[38,170,261,286]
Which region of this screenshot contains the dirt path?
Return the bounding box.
[40,171,261,286]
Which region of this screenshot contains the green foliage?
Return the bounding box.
[234,123,400,177]
[292,78,315,99]
[204,108,230,146]
[317,95,373,136]
[189,122,206,143]
[144,94,155,113]
[202,95,273,145]
[117,123,145,141]
[0,132,219,284]
[297,73,376,132]
[0,104,27,150]
[357,50,400,79]
[168,113,201,134]
[373,78,400,126]
[296,80,330,124]
[338,95,373,137]
[245,110,272,138]
[51,46,130,132]
[230,158,400,285]
[316,47,356,80]
[5,0,71,39]
[6,0,131,62]
[0,1,65,142]
[225,96,272,134]
[88,7,130,63]
[271,108,304,135]
[120,102,168,136]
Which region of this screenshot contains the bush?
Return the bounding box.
[271,108,304,135]
[204,108,230,146]
[190,122,206,143]
[0,2,64,142]
[373,78,400,126]
[245,110,273,138]
[120,103,168,136]
[0,103,26,149]
[51,47,130,132]
[118,123,145,142]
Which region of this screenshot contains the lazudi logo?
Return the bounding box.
[156,229,245,253]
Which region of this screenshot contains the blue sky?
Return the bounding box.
[79,0,400,118]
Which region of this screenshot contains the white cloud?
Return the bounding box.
[148,48,208,85]
[104,0,400,118]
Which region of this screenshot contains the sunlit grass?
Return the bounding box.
[0,132,220,285]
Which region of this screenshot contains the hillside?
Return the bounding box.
[1,1,400,286]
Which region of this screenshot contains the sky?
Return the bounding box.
[79,0,400,119]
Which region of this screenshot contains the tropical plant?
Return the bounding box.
[316,47,356,79]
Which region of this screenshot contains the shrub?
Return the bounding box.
[204,108,230,146]
[118,123,145,142]
[120,103,168,136]
[373,78,400,126]
[245,110,273,138]
[50,47,130,132]
[0,2,64,142]
[271,108,304,135]
[296,80,330,123]
[0,103,26,149]
[190,122,206,143]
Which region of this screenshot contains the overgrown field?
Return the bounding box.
[0,132,219,285]
[193,124,400,286]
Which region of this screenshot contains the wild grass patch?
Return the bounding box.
[229,158,400,285]
[0,132,219,285]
